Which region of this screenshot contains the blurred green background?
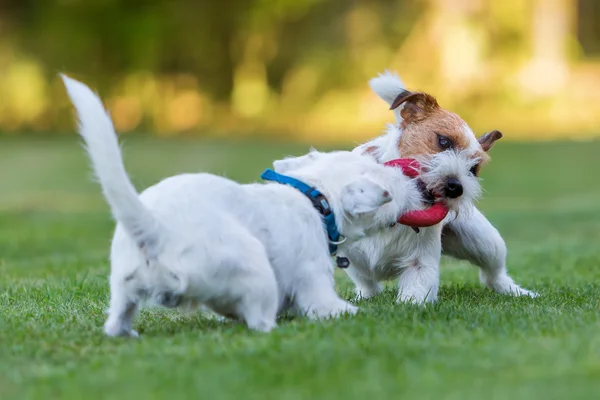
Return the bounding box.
[2,0,600,141]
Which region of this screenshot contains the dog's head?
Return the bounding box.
[415,150,482,213]
[273,150,416,238]
[387,89,501,163]
[367,71,502,213]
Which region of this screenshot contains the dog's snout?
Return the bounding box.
[444,178,463,199]
[382,191,390,198]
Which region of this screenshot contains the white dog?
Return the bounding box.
[353,71,536,299]
[274,145,482,304]
[61,75,431,336]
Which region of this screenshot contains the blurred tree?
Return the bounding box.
[0,0,598,140]
[3,0,420,101]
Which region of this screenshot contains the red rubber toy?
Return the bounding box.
[383,158,449,228]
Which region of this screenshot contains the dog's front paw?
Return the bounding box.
[396,290,437,305]
[199,305,229,322]
[307,300,358,319]
[486,278,539,298]
[481,273,539,298]
[104,322,139,338]
[247,319,277,333]
[505,286,539,298]
[353,284,383,302]
[341,302,359,316]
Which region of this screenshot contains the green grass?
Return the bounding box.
[1,136,600,399]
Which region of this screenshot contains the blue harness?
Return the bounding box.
[260,169,343,255]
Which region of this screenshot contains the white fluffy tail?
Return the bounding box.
[61,74,160,254]
[368,70,406,124]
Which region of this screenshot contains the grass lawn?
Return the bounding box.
[1,135,600,399]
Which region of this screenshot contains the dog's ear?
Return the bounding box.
[478,130,503,152]
[273,151,320,174]
[341,177,392,217]
[390,90,439,124]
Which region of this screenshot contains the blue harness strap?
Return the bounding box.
[260,168,342,255]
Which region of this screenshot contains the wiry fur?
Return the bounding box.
[354,71,537,299]
[63,75,447,336]
[416,150,482,213]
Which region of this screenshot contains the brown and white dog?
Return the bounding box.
[348,71,537,300]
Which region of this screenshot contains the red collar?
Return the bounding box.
[383,159,449,228]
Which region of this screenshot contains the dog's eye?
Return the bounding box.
[436,134,453,150]
[470,164,480,176]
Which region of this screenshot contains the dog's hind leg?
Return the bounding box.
[104,280,140,337]
[442,207,538,297]
[221,238,279,332]
[238,284,278,333]
[292,258,358,319]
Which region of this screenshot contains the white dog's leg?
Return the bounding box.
[236,271,279,333]
[238,288,278,333]
[225,239,279,333]
[442,207,538,297]
[104,282,140,337]
[396,258,440,304]
[345,265,383,300]
[293,260,358,319]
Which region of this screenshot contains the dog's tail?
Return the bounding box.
[369,70,406,124]
[61,74,161,255]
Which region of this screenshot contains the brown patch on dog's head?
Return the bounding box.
[390,91,440,124]
[390,89,492,168]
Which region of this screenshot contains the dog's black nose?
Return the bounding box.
[444,178,463,198]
